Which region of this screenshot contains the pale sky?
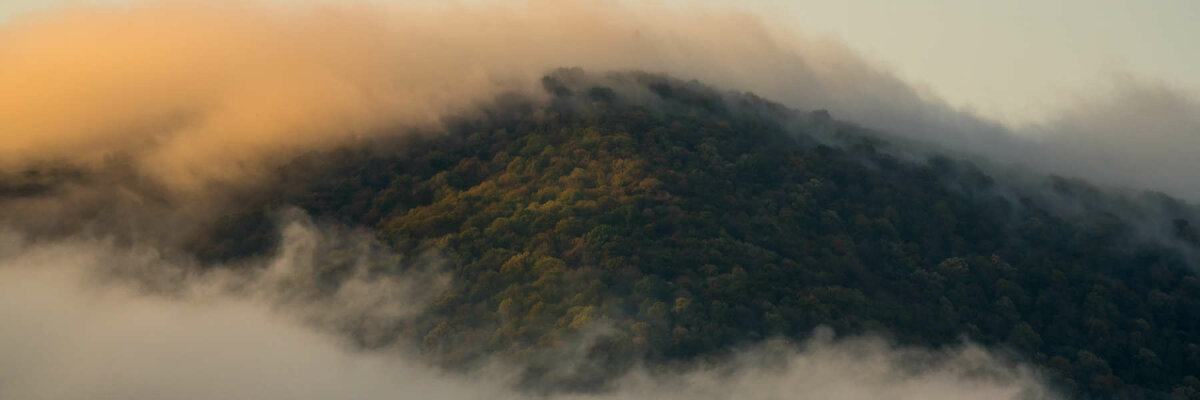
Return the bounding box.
[2,0,1196,124]
[731,0,1200,123]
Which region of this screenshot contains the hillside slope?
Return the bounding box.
[197,70,1200,399]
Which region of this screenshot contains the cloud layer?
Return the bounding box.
[2,0,852,189]
[0,218,1058,400]
[1,1,1197,200]
[1025,79,1200,199]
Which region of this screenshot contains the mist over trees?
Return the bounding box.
[0,1,1197,398]
[174,70,1200,399]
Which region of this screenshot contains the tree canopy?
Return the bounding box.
[197,70,1200,399]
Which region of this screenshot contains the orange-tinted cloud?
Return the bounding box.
[0,1,878,190]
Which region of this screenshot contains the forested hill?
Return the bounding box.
[197,69,1200,399]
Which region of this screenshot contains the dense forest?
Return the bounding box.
[193,69,1200,399]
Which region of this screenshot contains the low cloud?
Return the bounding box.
[0,253,480,400]
[0,214,1059,400]
[0,0,870,191]
[2,0,1193,202]
[1021,79,1200,200]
